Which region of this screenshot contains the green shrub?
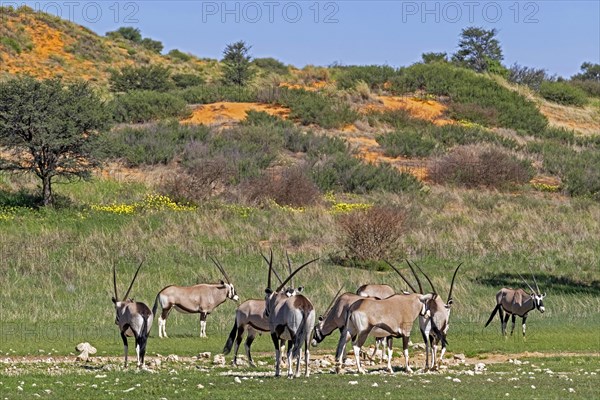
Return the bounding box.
[334,65,398,90]
[252,57,289,75]
[172,73,204,89]
[446,102,499,126]
[101,121,209,166]
[112,90,189,123]
[109,65,174,93]
[528,141,600,201]
[140,37,163,54]
[539,81,589,106]
[241,110,293,128]
[568,80,600,97]
[177,85,258,104]
[168,49,192,62]
[276,88,358,129]
[0,37,22,54]
[311,153,421,194]
[377,128,437,157]
[391,63,548,134]
[430,124,518,150]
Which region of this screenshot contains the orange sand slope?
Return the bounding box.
[183,102,290,125]
[364,96,453,126]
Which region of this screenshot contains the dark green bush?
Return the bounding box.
[539,81,589,106]
[109,65,174,93]
[241,110,293,128]
[334,65,398,90]
[569,80,600,97]
[284,129,348,157]
[140,37,163,54]
[177,85,258,104]
[390,63,548,134]
[112,90,189,123]
[252,57,289,75]
[446,102,499,126]
[168,49,192,62]
[377,128,437,157]
[172,73,204,89]
[276,88,358,129]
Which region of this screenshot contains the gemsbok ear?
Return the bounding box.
[318,316,324,322]
[220,280,225,285]
[297,286,304,293]
[265,288,273,295]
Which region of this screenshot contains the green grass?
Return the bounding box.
[0,356,598,399]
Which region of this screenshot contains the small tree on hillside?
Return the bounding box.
[452,27,503,73]
[0,77,110,206]
[140,37,164,54]
[572,62,600,81]
[422,52,448,64]
[221,41,254,86]
[106,27,142,43]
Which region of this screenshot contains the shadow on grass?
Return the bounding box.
[475,273,600,296]
[0,189,74,209]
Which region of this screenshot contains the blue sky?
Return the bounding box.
[15,1,600,77]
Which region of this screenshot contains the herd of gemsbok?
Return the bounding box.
[111,251,546,377]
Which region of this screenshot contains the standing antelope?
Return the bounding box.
[152,257,239,338]
[485,270,545,337]
[394,260,461,370]
[223,260,301,367]
[313,290,393,369]
[112,261,153,369]
[336,291,437,374]
[263,251,319,378]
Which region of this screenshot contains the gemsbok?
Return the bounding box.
[394,260,461,370]
[223,258,301,367]
[112,261,153,369]
[152,257,239,338]
[313,290,395,370]
[485,269,546,337]
[336,291,438,374]
[263,251,319,378]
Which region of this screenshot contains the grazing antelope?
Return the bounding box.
[112,261,153,369]
[263,251,319,378]
[312,290,393,369]
[395,260,461,370]
[223,262,301,367]
[485,269,546,337]
[152,257,239,338]
[336,291,438,374]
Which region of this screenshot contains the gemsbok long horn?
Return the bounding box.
[528,265,541,294]
[123,259,144,301]
[322,286,344,318]
[412,261,438,294]
[517,272,536,294]
[209,256,231,284]
[384,260,417,293]
[447,263,462,304]
[405,260,424,293]
[276,257,319,292]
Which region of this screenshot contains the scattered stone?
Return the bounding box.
[150,358,162,368]
[531,385,536,389]
[372,383,378,387]
[257,361,267,367]
[123,387,135,393]
[412,343,426,350]
[320,359,331,368]
[349,381,358,385]
[453,354,465,361]
[568,388,575,393]
[464,370,475,376]
[234,377,242,384]
[75,343,97,362]
[213,354,226,366]
[452,378,461,383]
[475,363,486,372]
[198,352,211,359]
[513,359,522,365]
[166,354,179,362]
[197,384,204,389]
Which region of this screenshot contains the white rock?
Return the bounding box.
[166,354,179,362]
[197,384,204,389]
[198,352,211,359]
[513,359,522,365]
[234,377,242,384]
[531,385,536,389]
[213,354,226,366]
[452,378,461,383]
[75,342,97,362]
[568,388,575,393]
[372,383,378,387]
[453,353,465,361]
[475,363,486,372]
[349,381,358,385]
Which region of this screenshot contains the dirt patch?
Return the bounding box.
[182,102,290,125]
[362,96,453,126]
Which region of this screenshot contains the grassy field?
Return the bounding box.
[1,174,599,399]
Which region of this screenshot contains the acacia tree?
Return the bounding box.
[0,77,110,206]
[221,40,254,86]
[452,27,503,73]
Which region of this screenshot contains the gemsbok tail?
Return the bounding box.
[484,304,501,328]
[151,293,160,317]
[293,310,310,359]
[223,319,238,355]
